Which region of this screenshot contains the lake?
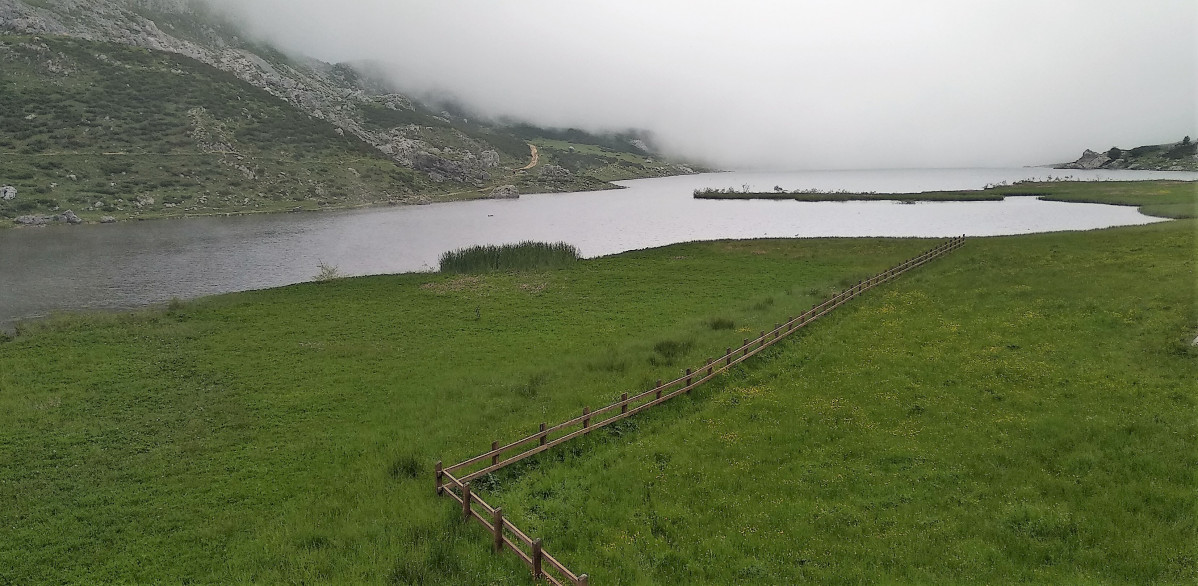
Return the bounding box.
[1,167,1193,330]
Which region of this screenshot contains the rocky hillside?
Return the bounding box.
[1056,137,1197,172]
[0,0,698,224]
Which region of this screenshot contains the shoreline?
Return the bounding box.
[0,180,636,230]
[692,178,1196,219]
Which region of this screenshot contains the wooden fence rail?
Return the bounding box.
[434,235,965,584]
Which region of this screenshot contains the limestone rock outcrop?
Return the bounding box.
[488,185,519,199]
[1058,149,1111,170]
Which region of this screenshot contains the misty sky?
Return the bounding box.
[211,0,1196,170]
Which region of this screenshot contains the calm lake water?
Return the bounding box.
[1,168,1193,329]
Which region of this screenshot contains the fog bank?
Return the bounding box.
[210,0,1196,170]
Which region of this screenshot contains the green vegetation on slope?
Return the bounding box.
[0,33,698,224]
[696,179,1197,219]
[533,139,687,184]
[0,35,433,222]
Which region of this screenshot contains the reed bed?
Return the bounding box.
[439,241,581,274]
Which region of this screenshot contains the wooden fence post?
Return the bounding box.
[532,538,543,579]
[539,422,547,446]
[725,347,732,366]
[685,368,692,389]
[788,316,794,331]
[491,441,499,466]
[578,573,589,585]
[706,358,713,376]
[435,460,443,495]
[582,406,590,429]
[774,323,781,339]
[743,339,749,356]
[759,332,765,348]
[621,392,628,414]
[493,508,504,553]
[655,379,663,400]
[462,482,472,519]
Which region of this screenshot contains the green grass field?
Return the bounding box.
[487,220,1197,584]
[1,183,1194,584]
[0,234,925,583]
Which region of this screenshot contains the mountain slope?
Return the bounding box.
[0,0,698,223]
[0,34,432,220]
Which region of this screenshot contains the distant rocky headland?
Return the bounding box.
[1055,137,1197,172]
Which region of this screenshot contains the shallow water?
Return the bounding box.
[1,168,1191,329]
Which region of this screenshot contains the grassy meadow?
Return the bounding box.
[487,220,1197,584]
[1,182,1194,584]
[0,236,924,583]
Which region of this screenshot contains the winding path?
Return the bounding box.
[516,143,539,171]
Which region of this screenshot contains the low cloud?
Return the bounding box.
[211,0,1196,169]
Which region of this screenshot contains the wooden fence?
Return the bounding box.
[434,235,966,584]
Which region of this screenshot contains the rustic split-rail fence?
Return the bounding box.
[434,236,967,585]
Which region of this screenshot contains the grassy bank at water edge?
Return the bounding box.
[695,180,1196,219]
[1,185,1194,583]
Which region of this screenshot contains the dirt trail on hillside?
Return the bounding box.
[516,143,539,171]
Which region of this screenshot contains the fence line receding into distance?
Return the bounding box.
[434,236,967,585]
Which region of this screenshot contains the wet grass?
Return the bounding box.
[0,181,1192,582]
[488,219,1197,584]
[0,235,928,583]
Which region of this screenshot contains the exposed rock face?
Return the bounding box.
[538,164,573,181]
[1059,149,1112,170]
[414,152,490,184]
[488,185,519,199]
[100,215,117,223]
[14,215,47,225]
[15,210,82,225]
[0,185,15,200]
[479,150,501,168]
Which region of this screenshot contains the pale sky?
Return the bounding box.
[210,0,1196,170]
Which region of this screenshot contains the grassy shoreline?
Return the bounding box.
[695,179,1197,219]
[1,182,1194,583]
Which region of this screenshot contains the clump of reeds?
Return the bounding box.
[438,241,581,274]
